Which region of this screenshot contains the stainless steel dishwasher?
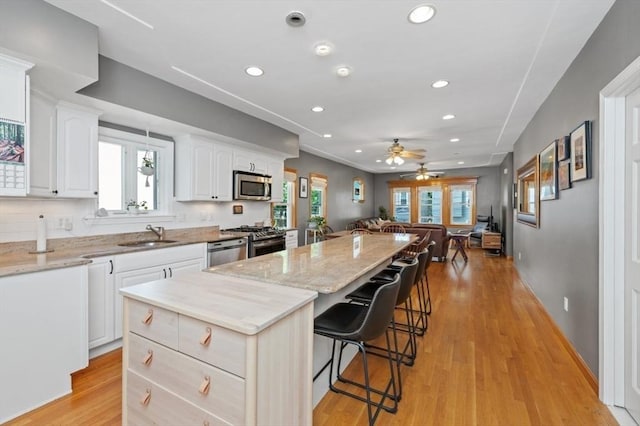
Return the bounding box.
[207,238,248,267]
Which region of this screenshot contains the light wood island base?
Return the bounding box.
[120,271,317,425]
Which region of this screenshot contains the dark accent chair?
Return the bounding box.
[469,215,491,247]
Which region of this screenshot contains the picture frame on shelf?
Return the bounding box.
[570,121,592,182]
[299,176,308,198]
[559,159,571,190]
[539,140,557,201]
[556,135,570,161]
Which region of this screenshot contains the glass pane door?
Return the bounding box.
[418,186,442,223]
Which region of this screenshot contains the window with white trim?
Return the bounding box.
[310,173,328,219]
[98,128,173,214]
[449,184,473,225]
[417,186,442,223]
[392,187,411,223]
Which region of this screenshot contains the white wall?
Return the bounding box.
[0,198,271,242]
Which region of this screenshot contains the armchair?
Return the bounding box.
[468,215,491,246]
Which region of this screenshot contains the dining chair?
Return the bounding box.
[381,223,406,234]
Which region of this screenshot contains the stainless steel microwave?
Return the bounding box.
[233,171,272,201]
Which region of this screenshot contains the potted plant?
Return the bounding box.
[126,200,148,214]
[138,155,155,176]
[308,216,326,229]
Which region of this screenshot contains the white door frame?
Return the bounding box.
[599,55,640,405]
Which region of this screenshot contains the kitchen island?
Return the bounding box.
[119,233,414,423]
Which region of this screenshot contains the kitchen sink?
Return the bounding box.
[118,240,178,247]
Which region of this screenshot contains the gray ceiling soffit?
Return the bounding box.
[80,56,298,157]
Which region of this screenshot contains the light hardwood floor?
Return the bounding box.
[7,249,617,425]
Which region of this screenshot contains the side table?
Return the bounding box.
[481,232,502,254]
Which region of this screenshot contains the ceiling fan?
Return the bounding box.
[399,163,445,180]
[385,138,425,165]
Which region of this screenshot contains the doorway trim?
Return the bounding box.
[599,55,640,405]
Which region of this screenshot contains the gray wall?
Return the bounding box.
[80,56,299,157]
[512,0,640,376]
[285,151,375,246]
[373,166,502,228]
[499,153,514,257]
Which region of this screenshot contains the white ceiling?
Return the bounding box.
[46,0,614,174]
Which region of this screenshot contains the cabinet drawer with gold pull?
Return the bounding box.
[127,370,231,426]
[127,298,178,348]
[128,333,245,425]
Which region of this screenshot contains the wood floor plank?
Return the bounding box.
[5,249,617,425]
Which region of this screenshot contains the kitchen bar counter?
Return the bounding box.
[0,226,243,278]
[206,232,415,294]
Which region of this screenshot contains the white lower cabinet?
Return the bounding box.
[0,266,88,423]
[88,256,115,349]
[88,244,206,353]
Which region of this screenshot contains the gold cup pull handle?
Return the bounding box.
[199,327,212,346]
[142,349,153,366]
[142,309,153,325]
[199,376,211,395]
[140,388,151,406]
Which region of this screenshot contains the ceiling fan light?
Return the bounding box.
[385,157,394,165]
[394,156,404,165]
[416,174,424,180]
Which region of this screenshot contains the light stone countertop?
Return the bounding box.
[206,233,415,294]
[120,270,317,335]
[0,226,244,278]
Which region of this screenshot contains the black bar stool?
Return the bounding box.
[314,275,402,426]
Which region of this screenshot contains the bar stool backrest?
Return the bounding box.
[356,274,402,342]
[425,241,436,270]
[414,250,429,284]
[395,258,419,306]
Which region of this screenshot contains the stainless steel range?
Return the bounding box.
[224,226,286,257]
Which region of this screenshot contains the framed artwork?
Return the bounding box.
[556,135,570,161]
[558,159,571,190]
[570,121,592,182]
[299,176,308,198]
[352,177,365,203]
[539,141,557,201]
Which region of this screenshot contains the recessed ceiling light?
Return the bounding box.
[442,114,455,120]
[286,11,306,27]
[355,149,362,153]
[458,161,465,165]
[314,42,333,56]
[431,80,449,88]
[245,66,264,77]
[100,0,154,29]
[408,4,436,24]
[336,66,352,77]
[390,166,397,170]
[323,134,332,138]
[311,106,324,112]
[450,138,460,142]
[376,159,382,163]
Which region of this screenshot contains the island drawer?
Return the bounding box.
[178,315,247,378]
[127,299,178,349]
[126,370,231,426]
[128,333,246,425]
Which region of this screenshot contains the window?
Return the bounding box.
[387,178,477,227]
[417,186,442,223]
[272,168,297,228]
[449,184,473,225]
[98,127,173,214]
[392,187,411,222]
[309,173,328,219]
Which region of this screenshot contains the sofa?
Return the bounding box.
[347,218,450,261]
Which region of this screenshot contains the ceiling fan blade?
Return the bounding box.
[400,152,425,159]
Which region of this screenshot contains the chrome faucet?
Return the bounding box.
[146,224,165,240]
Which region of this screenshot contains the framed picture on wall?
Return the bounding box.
[539,140,557,201]
[558,159,571,190]
[299,176,308,198]
[556,135,570,161]
[570,121,592,182]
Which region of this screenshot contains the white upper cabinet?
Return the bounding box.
[233,148,268,174]
[29,98,100,198]
[267,157,285,203]
[56,105,99,198]
[0,54,32,123]
[175,135,233,201]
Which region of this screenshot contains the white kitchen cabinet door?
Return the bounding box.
[56,105,100,198]
[167,258,205,277]
[268,157,285,203]
[233,148,268,174]
[114,266,165,339]
[213,144,233,201]
[0,55,31,123]
[88,256,115,349]
[176,136,232,201]
[28,91,57,197]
